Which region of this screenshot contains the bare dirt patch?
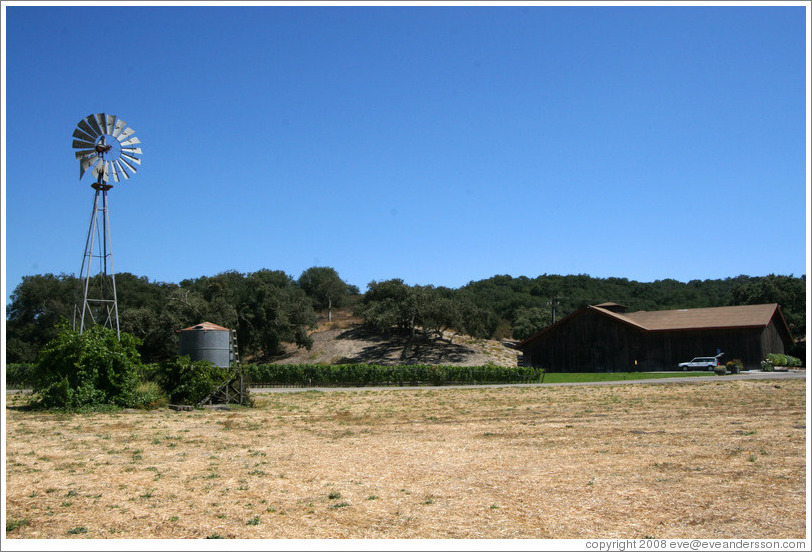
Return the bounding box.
[273,311,520,366]
[4,379,806,539]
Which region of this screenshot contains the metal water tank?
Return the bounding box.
[178,322,233,368]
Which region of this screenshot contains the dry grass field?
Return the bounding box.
[4,378,806,540]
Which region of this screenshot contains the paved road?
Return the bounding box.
[248,370,806,394]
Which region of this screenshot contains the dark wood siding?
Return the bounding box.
[760,319,788,359]
[523,309,645,372]
[644,328,765,370]
[521,308,791,372]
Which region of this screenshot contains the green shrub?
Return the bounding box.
[765,353,802,368]
[156,356,233,405]
[714,365,727,376]
[766,353,787,367]
[139,363,164,383]
[132,381,169,409]
[760,360,775,372]
[32,325,143,410]
[726,358,743,374]
[5,364,35,388]
[785,355,802,367]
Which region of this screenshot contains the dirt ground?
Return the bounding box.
[4,378,806,540]
[273,310,521,367]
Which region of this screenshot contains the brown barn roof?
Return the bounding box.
[593,302,628,313]
[521,303,789,346]
[587,306,647,330]
[622,303,781,331]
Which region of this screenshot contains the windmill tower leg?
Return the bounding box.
[74,181,120,340]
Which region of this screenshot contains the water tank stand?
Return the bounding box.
[196,374,251,408]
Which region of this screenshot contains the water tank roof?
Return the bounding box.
[180,321,231,332]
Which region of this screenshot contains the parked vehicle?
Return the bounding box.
[677,356,721,371]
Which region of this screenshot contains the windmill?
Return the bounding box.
[71,113,142,339]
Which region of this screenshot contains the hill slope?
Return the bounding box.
[272,310,520,367]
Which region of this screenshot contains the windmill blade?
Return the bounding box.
[81,155,101,180]
[86,114,103,137]
[103,161,112,182]
[112,118,127,138]
[118,156,138,174]
[105,114,116,135]
[75,148,96,159]
[96,114,108,135]
[72,138,96,150]
[80,153,99,171]
[114,159,131,179]
[109,161,121,182]
[72,128,96,143]
[119,136,141,147]
[120,151,142,165]
[118,127,135,141]
[121,146,142,155]
[78,117,100,139]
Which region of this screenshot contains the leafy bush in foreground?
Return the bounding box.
[32,325,144,409]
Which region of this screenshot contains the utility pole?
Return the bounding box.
[549,296,565,325]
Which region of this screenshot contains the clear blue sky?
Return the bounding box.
[3,2,809,306]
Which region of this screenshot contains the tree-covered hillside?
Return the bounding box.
[6,270,805,364]
[458,273,806,341]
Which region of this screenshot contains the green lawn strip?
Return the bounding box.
[540,371,710,384]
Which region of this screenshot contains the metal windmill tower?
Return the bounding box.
[71,113,142,338]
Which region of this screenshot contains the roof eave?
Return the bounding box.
[645,324,767,333]
[519,305,646,347]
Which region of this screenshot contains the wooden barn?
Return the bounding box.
[519,302,792,372]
